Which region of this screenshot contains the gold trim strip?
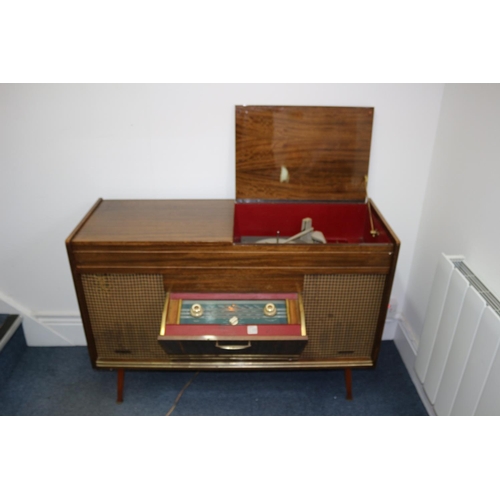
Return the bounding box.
[286,299,291,324]
[96,359,372,370]
[177,299,182,324]
[159,292,170,336]
[298,293,307,337]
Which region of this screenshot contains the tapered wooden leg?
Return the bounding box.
[117,369,125,403]
[344,368,353,400]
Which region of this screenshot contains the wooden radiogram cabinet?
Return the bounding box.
[66,106,400,402]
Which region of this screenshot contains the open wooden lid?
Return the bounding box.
[236,105,374,202]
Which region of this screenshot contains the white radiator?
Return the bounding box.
[415,253,500,416]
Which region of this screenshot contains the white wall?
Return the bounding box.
[0,83,444,344]
[402,84,500,343]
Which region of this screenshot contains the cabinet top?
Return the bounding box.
[69,199,235,244]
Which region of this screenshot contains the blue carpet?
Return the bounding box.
[0,328,427,415]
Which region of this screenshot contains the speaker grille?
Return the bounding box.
[301,274,386,359]
[81,274,169,361]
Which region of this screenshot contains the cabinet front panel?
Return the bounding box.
[72,248,394,271]
[79,272,387,367]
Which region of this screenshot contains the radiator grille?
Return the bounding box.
[301,274,386,358]
[81,274,169,361]
[416,254,500,415]
[452,260,500,315]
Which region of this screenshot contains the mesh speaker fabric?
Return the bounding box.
[81,274,169,361]
[301,274,386,359]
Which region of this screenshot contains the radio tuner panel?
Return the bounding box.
[158,293,307,357]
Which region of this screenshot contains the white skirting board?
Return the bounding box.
[11,315,85,346]
[0,293,84,346]
[30,314,86,346]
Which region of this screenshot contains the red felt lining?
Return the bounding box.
[233,202,390,243]
[162,324,303,337]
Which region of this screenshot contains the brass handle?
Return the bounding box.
[215,341,251,350]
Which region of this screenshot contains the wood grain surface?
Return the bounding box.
[71,200,235,244]
[236,106,374,201]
